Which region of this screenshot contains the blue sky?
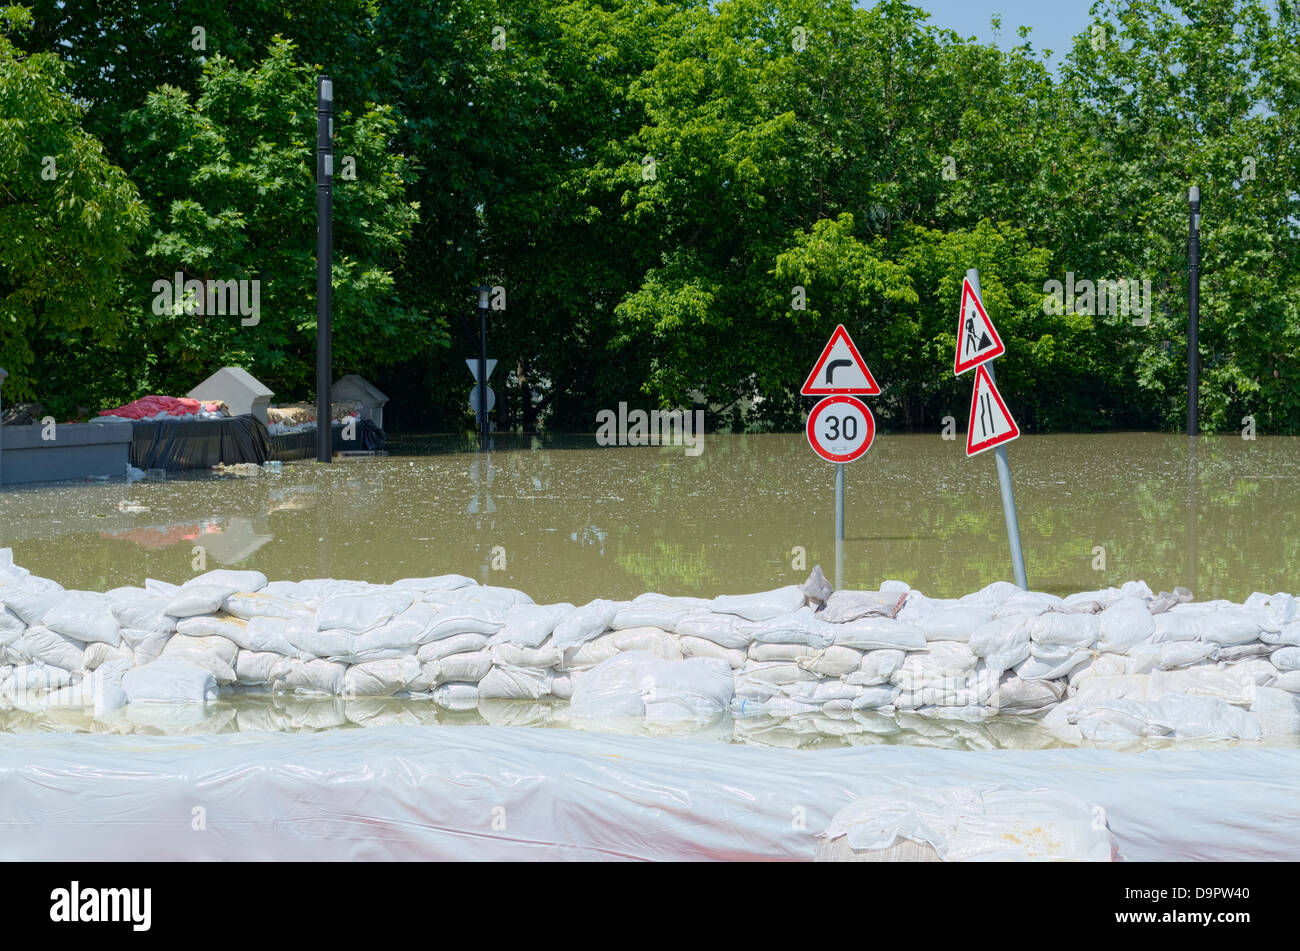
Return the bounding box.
[867,0,1102,72]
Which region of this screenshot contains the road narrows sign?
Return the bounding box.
[801,325,881,395]
[954,278,1005,375]
[807,395,875,463]
[965,363,1020,457]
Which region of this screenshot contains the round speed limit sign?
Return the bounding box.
[806,395,875,463]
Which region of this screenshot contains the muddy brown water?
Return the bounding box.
[1,432,1296,603]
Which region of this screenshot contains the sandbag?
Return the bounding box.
[1250,687,1300,734]
[417,633,490,663]
[186,569,267,593]
[488,642,563,669]
[831,617,927,651]
[1095,597,1156,652]
[477,664,552,700]
[819,590,903,624]
[550,600,619,648]
[0,588,62,625]
[563,632,622,669]
[1271,646,1300,671]
[431,682,480,711]
[43,595,122,646]
[316,591,415,633]
[1029,612,1100,649]
[435,650,493,684]
[222,592,313,621]
[344,657,422,697]
[18,626,86,670]
[673,612,750,651]
[609,599,692,632]
[235,650,292,686]
[568,652,733,720]
[120,628,172,666]
[281,659,347,695]
[492,603,574,648]
[165,584,237,618]
[82,641,135,672]
[678,635,746,668]
[922,607,993,643]
[122,659,218,703]
[611,626,682,660]
[711,586,805,621]
[110,598,177,635]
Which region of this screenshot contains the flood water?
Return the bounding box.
[0,432,1296,603]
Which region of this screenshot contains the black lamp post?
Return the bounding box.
[316,75,334,463]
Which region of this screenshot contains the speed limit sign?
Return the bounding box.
[806,395,875,463]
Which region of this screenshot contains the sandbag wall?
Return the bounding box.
[0,547,1297,743]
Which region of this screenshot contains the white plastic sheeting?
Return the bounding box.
[0,725,1295,861]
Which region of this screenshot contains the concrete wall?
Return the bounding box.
[0,423,133,486]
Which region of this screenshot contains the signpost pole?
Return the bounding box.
[966,268,1028,589]
[834,462,845,590]
[1188,186,1200,437]
[315,76,334,464]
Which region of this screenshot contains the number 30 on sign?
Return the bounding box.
[806,395,875,463]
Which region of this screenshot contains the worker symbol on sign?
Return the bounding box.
[954,278,1005,375]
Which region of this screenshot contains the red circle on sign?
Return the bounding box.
[806,395,875,463]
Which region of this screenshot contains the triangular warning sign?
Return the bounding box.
[801,324,881,395]
[954,278,1005,375]
[966,364,1020,457]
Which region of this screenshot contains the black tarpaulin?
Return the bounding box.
[130,415,272,470]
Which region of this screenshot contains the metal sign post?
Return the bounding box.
[315,76,334,464]
[965,268,1028,589]
[834,462,845,590]
[1188,186,1201,437]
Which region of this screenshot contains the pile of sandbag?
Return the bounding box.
[1,547,1297,744]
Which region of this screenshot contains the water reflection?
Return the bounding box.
[0,433,1297,602]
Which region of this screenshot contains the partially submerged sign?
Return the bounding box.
[965,364,1020,457]
[801,325,880,395]
[954,278,1005,375]
[806,395,875,463]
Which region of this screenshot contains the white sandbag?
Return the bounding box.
[316,591,415,633]
[235,650,292,685]
[424,605,507,642]
[1271,646,1300,671]
[417,633,490,663]
[988,677,1066,714]
[122,659,218,703]
[222,592,312,621]
[1195,609,1265,646]
[353,603,441,653]
[1244,592,1296,630]
[492,603,574,648]
[1155,640,1219,669]
[896,642,977,682]
[1095,597,1156,652]
[1263,622,1300,647]
[221,616,299,655]
[968,616,1032,674]
[46,669,128,715]
[612,626,682,660]
[461,585,535,609]
[848,649,907,687]
[186,569,267,593]
[3,662,73,698]
[0,588,62,625]
[568,652,733,720]
[43,595,122,646]
[957,580,1022,609]
[17,626,86,670]
[1151,667,1256,706]
[563,632,621,669]
[110,598,176,635]
[819,590,904,623]
[282,659,346,695]
[678,635,746,668]
[1220,642,1277,662]
[344,656,422,697]
[1062,588,1125,611]
[489,642,562,669]
[161,634,238,684]
[176,613,251,642]
[821,787,1117,862]
[478,664,552,701]
[1028,612,1100,648]
[431,682,480,711]
[832,617,927,651]
[1068,652,1128,688]
[1250,687,1300,735]
[550,674,574,700]
[991,591,1063,619]
[745,607,836,648]
[435,650,493,684]
[1271,670,1300,693]
[144,578,181,597]
[165,584,237,618]
[610,600,691,632]
[286,624,356,659]
[550,599,619,648]
[782,680,862,704]
[1158,695,1262,740]
[741,661,817,685]
[800,646,866,678]
[120,628,171,666]
[673,612,750,651]
[0,607,24,639]
[392,574,476,592]
[711,586,805,621]
[922,607,992,643]
[82,641,135,672]
[749,642,818,663]
[1015,648,1091,681]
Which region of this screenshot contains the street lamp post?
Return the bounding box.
[477,285,490,443]
[316,75,334,463]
